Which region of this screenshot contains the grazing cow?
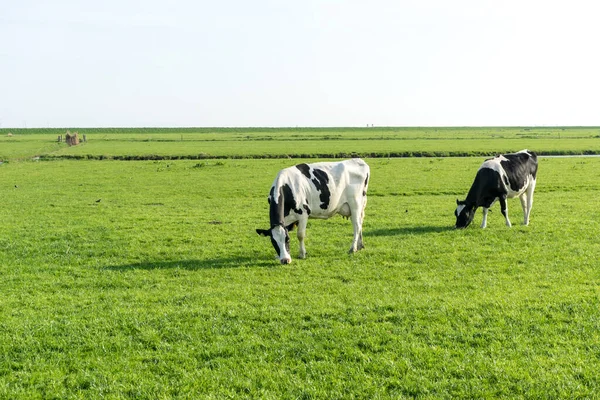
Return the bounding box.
[455,149,538,229]
[256,158,370,264]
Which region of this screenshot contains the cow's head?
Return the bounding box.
[256,223,296,264]
[455,199,475,229]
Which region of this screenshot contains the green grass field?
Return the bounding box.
[1,128,599,398]
[2,127,600,161]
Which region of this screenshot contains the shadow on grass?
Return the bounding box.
[367,225,453,237]
[105,257,275,271]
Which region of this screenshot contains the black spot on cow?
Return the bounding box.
[303,204,311,215]
[268,186,274,204]
[295,163,311,179]
[311,169,331,210]
[473,168,506,208]
[268,184,306,228]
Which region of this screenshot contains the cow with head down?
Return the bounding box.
[455,149,538,229]
[256,158,370,264]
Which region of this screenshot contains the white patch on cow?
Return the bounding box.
[456,204,466,216]
[479,158,504,175]
[481,209,487,228]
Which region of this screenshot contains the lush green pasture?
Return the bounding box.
[38,137,600,159]
[1,154,599,398]
[2,127,600,161]
[3,126,600,139]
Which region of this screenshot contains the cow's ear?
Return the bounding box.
[286,222,298,232]
[256,229,271,237]
[456,199,460,205]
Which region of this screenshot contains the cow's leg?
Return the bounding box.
[524,179,536,225]
[499,196,511,227]
[349,212,362,254]
[297,217,308,259]
[357,194,367,250]
[348,196,366,254]
[356,225,364,251]
[481,207,489,228]
[519,194,528,225]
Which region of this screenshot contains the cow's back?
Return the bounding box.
[344,158,370,187]
[273,159,369,218]
[322,159,369,199]
[479,150,537,197]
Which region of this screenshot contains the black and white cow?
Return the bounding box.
[455,149,538,229]
[256,158,370,264]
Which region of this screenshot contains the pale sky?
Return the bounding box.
[1,0,599,128]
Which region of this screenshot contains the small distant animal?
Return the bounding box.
[256,158,370,264]
[455,149,538,229]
